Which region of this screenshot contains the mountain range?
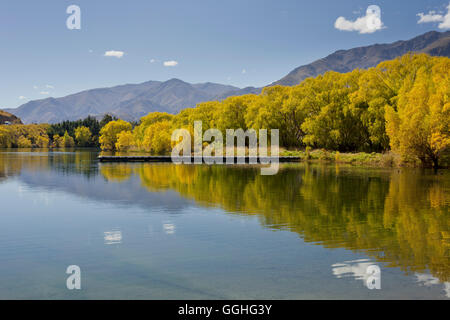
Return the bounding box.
[5,80,257,124]
[4,30,450,124]
[273,30,450,86]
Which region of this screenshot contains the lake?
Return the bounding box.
[0,149,448,299]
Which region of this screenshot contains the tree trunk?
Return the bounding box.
[431,156,439,169]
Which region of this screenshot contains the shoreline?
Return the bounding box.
[98,155,301,163]
[98,150,450,169]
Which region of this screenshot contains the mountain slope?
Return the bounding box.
[273,31,450,86]
[6,79,240,124]
[0,110,22,124]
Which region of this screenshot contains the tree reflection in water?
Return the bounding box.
[100,163,450,283]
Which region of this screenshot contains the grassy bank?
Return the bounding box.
[280,149,429,168]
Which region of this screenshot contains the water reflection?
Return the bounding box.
[99,163,450,284]
[415,273,450,298]
[163,222,176,235]
[104,230,122,245]
[332,259,379,289]
[1,151,449,286]
[0,149,98,180]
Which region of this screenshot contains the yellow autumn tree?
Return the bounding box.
[0,126,13,148]
[36,135,49,148]
[142,120,172,154]
[133,112,173,149]
[91,53,449,165]
[74,126,92,147]
[17,136,32,148]
[99,120,132,151]
[115,131,136,152]
[62,131,75,148]
[385,55,450,168]
[52,134,63,148]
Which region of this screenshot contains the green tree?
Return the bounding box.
[99,114,118,128]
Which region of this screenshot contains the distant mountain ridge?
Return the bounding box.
[5,30,450,124]
[273,30,450,86]
[6,79,243,124]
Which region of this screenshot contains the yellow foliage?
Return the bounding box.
[115,131,135,152]
[83,54,449,165]
[99,163,450,281]
[62,131,75,148]
[74,126,92,147]
[142,121,172,154]
[0,124,49,148]
[52,134,63,148]
[17,136,32,148]
[99,120,132,151]
[384,54,450,167]
[0,126,14,148]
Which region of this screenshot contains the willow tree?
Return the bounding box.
[301,70,370,151]
[141,120,173,154]
[133,112,173,149]
[0,126,13,148]
[245,86,299,147]
[99,120,132,151]
[74,126,92,147]
[385,55,450,168]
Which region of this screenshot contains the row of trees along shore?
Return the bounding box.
[0,54,449,168]
[0,114,117,149]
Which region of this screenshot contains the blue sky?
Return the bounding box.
[1,0,449,108]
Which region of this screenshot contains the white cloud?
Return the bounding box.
[163,60,178,67]
[417,11,445,23]
[335,5,385,34]
[415,273,450,298]
[18,96,26,100]
[441,7,450,29]
[104,50,125,58]
[438,3,450,29]
[417,3,450,29]
[332,259,374,281]
[40,91,50,95]
[415,273,440,286]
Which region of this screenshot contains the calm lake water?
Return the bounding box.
[0,149,448,299]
